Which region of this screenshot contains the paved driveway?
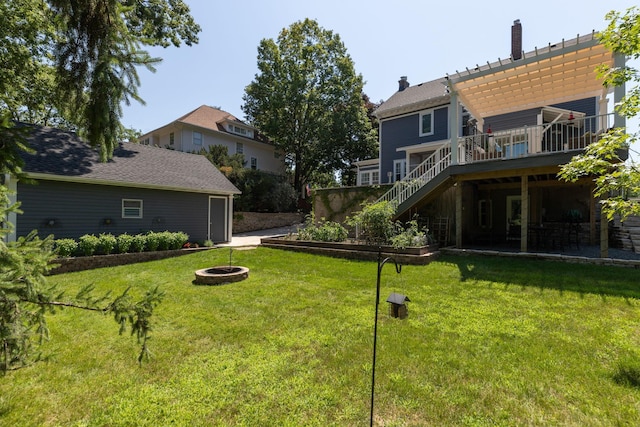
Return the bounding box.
[218,224,303,248]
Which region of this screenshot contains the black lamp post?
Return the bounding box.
[370,248,402,426]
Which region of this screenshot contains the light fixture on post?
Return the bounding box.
[370,248,402,426]
[568,112,575,125]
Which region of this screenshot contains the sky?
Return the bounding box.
[121,0,639,142]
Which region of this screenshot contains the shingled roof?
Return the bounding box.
[374,77,450,119]
[176,104,239,132]
[21,124,240,195]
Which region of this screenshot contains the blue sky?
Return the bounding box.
[122,0,639,142]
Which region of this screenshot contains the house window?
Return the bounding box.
[506,196,522,226]
[250,157,257,170]
[419,109,434,136]
[360,172,371,186]
[142,138,150,145]
[193,131,202,145]
[393,159,407,182]
[122,199,143,219]
[236,142,244,154]
[360,171,380,186]
[169,132,174,145]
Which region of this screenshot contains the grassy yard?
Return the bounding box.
[2,247,640,426]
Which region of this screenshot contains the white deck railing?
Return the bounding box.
[378,113,613,209]
[377,144,451,206]
[459,113,613,164]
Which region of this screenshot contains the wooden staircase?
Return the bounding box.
[377,144,452,217]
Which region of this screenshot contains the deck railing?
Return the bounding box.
[377,144,451,206]
[378,113,613,210]
[459,113,613,164]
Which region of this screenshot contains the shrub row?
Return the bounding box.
[298,201,433,248]
[54,231,189,257]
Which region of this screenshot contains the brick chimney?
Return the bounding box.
[398,76,410,92]
[511,19,522,60]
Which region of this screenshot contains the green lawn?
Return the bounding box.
[2,247,640,426]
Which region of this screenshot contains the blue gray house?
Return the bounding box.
[7,124,240,243]
[356,21,626,255]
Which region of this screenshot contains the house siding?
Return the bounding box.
[150,124,283,174]
[380,105,449,181]
[485,98,597,132]
[16,180,220,242]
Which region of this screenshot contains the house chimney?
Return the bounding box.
[511,19,522,60]
[398,76,409,92]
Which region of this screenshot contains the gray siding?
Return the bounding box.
[16,180,219,242]
[486,98,597,132]
[380,105,449,180]
[485,108,539,132]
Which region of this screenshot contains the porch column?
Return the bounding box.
[520,176,528,252]
[449,90,459,166]
[455,180,462,248]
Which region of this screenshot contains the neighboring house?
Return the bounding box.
[7,124,240,243]
[359,21,626,254]
[138,105,285,174]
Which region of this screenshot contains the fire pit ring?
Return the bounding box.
[193,266,249,285]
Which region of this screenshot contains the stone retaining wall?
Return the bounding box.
[233,212,304,233]
[49,247,211,275]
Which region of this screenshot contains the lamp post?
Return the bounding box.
[370,247,402,426]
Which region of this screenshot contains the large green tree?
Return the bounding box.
[0,0,200,372]
[1,0,200,157]
[242,19,377,193]
[559,7,640,221]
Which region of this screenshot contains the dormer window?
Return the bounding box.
[228,124,254,138]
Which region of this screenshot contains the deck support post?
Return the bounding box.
[520,176,529,252]
[455,180,462,248]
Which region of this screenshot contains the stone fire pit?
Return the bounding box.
[193,266,249,285]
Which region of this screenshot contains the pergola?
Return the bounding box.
[445,32,624,256]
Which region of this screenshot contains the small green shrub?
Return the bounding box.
[156,231,173,251]
[98,233,117,254]
[78,234,100,256]
[346,200,397,245]
[131,234,146,252]
[298,215,348,242]
[202,239,214,247]
[145,232,160,251]
[54,238,78,257]
[116,233,134,253]
[390,219,429,249]
[171,232,189,249]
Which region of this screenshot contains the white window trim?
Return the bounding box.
[393,159,407,182]
[360,171,371,186]
[359,170,380,186]
[122,199,143,219]
[236,142,244,154]
[419,109,435,137]
[193,131,202,145]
